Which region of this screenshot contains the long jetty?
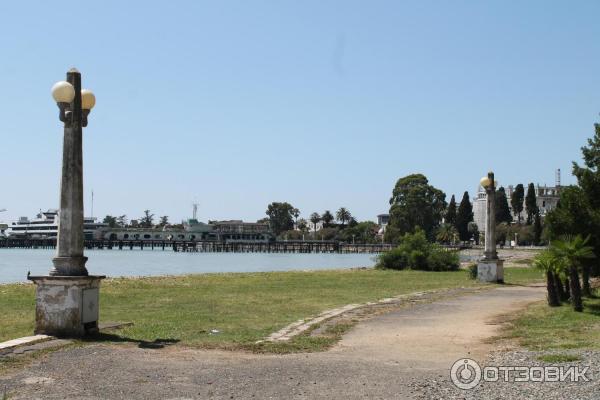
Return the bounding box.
[0,239,395,254]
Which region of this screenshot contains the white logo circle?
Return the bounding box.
[450,358,482,390]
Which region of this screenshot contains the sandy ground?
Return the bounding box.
[0,285,544,399]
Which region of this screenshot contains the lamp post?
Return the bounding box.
[480,172,498,261]
[477,171,504,283]
[28,68,104,337]
[50,69,95,276]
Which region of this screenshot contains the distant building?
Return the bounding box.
[473,179,561,230]
[377,213,390,236]
[100,219,273,243]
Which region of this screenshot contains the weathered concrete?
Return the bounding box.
[28,276,104,337]
[0,336,52,355]
[477,259,504,283]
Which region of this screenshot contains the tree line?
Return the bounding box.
[382,173,547,246]
[263,202,380,243]
[102,211,172,229]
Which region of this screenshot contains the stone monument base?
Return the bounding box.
[27,275,105,337]
[477,259,504,283]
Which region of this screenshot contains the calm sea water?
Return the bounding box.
[0,249,378,284]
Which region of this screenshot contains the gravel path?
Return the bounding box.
[4,284,591,400]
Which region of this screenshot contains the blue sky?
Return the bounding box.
[1,1,599,224]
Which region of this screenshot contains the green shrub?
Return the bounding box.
[427,246,460,271]
[467,263,478,279]
[376,229,460,271]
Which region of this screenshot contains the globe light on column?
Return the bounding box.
[51,81,75,103]
[480,176,491,188]
[81,89,96,110]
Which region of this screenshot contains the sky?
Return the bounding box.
[1,0,599,224]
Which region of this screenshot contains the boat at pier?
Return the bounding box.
[6,210,107,240]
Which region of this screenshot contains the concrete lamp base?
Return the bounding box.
[477,259,504,283]
[27,275,105,337]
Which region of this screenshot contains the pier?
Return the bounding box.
[0,239,395,254]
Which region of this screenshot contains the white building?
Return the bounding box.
[472,182,561,230]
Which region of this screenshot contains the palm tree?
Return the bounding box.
[292,208,300,228]
[336,207,352,227]
[436,223,458,244]
[309,212,321,233]
[532,250,561,307]
[551,235,595,312]
[321,210,334,228]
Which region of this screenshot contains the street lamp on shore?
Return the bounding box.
[28,68,104,337]
[477,171,504,283]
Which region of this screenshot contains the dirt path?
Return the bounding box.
[0,285,544,399]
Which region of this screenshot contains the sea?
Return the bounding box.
[0,249,379,284]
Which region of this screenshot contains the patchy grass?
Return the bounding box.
[1,267,541,352]
[537,353,582,363]
[500,290,600,351]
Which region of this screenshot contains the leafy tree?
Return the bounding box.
[511,184,525,223]
[551,235,595,311]
[297,218,309,233]
[309,212,321,232]
[455,191,473,241]
[435,223,458,244]
[338,221,378,243]
[495,187,512,225]
[321,210,334,228]
[525,183,538,224]
[116,215,128,227]
[348,217,358,228]
[573,123,600,210]
[103,215,117,228]
[545,187,594,242]
[140,210,154,228]
[385,174,447,242]
[533,212,542,245]
[316,227,338,241]
[266,202,295,236]
[445,195,457,226]
[158,216,169,227]
[336,207,352,227]
[292,208,300,226]
[468,222,479,244]
[571,123,600,276]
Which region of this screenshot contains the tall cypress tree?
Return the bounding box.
[495,187,513,225]
[446,195,457,226]
[533,212,543,245]
[455,191,474,241]
[511,184,525,223]
[525,183,538,224]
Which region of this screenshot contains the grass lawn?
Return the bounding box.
[0,267,542,352]
[501,289,600,353]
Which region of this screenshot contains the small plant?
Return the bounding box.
[467,263,478,280]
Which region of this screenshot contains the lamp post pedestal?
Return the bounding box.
[28,275,105,337]
[477,259,504,283]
